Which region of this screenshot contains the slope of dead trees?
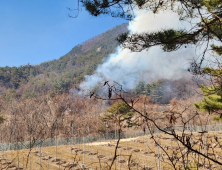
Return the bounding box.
[0,84,214,144]
[0,81,221,169]
[0,94,109,144]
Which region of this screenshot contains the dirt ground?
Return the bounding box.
[1,131,222,170]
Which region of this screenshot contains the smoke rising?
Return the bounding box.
[80,10,196,90]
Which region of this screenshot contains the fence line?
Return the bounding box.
[0,124,221,151]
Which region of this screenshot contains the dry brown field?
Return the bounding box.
[0,131,222,170]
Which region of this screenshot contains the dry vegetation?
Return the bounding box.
[0,130,222,170]
[0,82,221,169]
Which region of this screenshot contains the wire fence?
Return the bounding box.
[0,123,221,151]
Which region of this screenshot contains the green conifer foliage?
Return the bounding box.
[135,80,164,102]
[195,67,222,113]
[145,80,164,101]
[101,102,136,127]
[135,81,145,95]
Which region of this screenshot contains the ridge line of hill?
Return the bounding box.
[0,23,129,99]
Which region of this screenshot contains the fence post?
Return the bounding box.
[90,154,93,170]
[47,152,49,170]
[145,153,147,168]
[72,125,74,147]
[10,143,12,162]
[126,130,128,150]
[217,122,219,136]
[1,132,4,159]
[23,152,24,170]
[83,134,85,166]
[208,117,210,132]
[55,127,57,160]
[30,152,32,170]
[88,126,90,152]
[40,141,42,170]
[119,149,121,170]
[158,130,160,170]
[34,128,36,151]
[98,156,101,170]
[17,135,19,169]
[147,125,149,154]
[2,131,4,159]
[106,122,108,140]
[60,149,62,170]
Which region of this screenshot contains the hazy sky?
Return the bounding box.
[0,1,126,67]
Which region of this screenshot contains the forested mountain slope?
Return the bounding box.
[0,23,128,99]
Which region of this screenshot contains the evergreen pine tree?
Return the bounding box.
[195,67,222,114]
[135,81,145,95]
[145,80,164,102]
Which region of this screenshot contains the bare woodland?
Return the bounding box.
[0,78,221,170]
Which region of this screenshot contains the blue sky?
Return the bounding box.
[0,1,126,67]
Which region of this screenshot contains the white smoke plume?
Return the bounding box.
[80,10,196,90]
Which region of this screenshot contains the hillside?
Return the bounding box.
[0,23,215,169]
[0,23,128,99]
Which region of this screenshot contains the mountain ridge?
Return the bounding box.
[0,23,129,99]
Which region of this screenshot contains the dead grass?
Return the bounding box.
[1,131,222,169]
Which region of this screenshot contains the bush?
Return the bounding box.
[213,115,222,122]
